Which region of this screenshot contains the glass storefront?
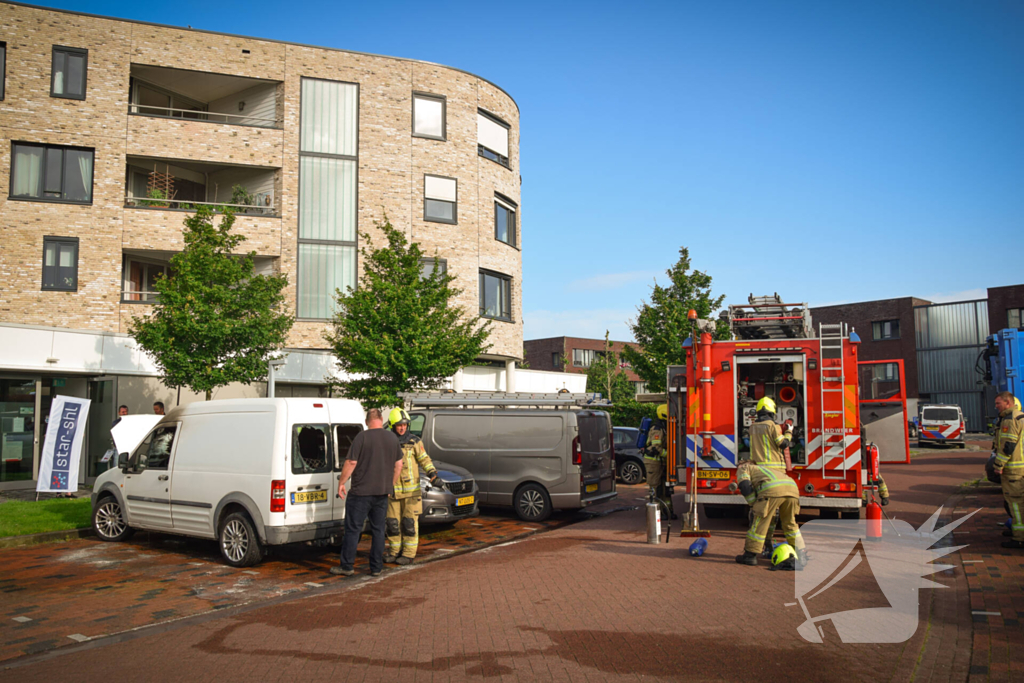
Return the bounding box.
[87,379,116,477]
[0,379,39,484]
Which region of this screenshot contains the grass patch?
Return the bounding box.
[0,498,92,538]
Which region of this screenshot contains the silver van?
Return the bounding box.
[403,392,617,522]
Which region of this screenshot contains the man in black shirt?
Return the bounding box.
[331,408,403,577]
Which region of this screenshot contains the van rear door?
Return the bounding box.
[287,404,335,526]
[576,411,616,500]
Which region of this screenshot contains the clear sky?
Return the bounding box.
[32,0,1024,341]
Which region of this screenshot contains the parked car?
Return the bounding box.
[613,426,646,485]
[917,404,966,448]
[420,460,479,525]
[91,399,477,568]
[408,403,617,522]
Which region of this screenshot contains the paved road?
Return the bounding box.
[3,450,998,682]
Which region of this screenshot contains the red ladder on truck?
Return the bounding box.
[819,323,848,480]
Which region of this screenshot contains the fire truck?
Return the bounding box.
[662,294,911,519]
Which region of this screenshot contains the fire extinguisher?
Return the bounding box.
[866,443,882,540]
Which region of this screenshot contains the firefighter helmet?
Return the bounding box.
[388,407,411,429]
[657,404,669,421]
[771,542,796,567]
[756,397,777,414]
[1017,397,1022,412]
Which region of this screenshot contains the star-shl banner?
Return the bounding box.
[36,396,91,494]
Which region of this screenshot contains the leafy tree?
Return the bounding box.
[128,206,292,400]
[325,215,491,407]
[621,246,730,393]
[584,332,658,428]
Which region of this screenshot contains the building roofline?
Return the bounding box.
[810,296,933,309]
[3,0,520,113]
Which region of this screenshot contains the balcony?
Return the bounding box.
[120,250,278,305]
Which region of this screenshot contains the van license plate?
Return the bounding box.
[456,495,475,506]
[697,470,730,479]
[585,484,598,493]
[291,490,327,504]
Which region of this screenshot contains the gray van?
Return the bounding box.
[403,392,617,522]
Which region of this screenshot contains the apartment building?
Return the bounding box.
[0,2,524,488]
[523,336,646,393]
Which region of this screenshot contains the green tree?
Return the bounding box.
[584,332,657,428]
[620,246,730,393]
[128,205,292,400]
[325,215,491,407]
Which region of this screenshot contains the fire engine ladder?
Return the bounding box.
[818,323,848,480]
[398,391,613,408]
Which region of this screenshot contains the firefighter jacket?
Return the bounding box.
[644,422,666,461]
[736,461,800,503]
[993,408,1024,473]
[749,418,791,469]
[394,434,438,499]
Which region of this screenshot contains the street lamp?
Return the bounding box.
[267,357,287,398]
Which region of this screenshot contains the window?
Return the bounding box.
[419,258,447,279]
[11,142,94,204]
[334,424,362,469]
[408,414,425,437]
[51,46,87,100]
[131,426,177,471]
[0,42,6,101]
[42,237,79,291]
[297,78,358,319]
[292,424,332,474]
[872,319,900,340]
[412,92,445,140]
[572,348,604,368]
[479,270,512,321]
[122,257,168,302]
[1009,308,1023,330]
[494,193,517,247]
[634,382,649,395]
[552,352,562,369]
[130,80,208,120]
[424,175,457,224]
[477,109,510,168]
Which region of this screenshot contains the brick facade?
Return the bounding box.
[986,284,1024,334]
[524,336,641,383]
[0,3,523,360]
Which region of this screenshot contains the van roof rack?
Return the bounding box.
[398,391,613,408]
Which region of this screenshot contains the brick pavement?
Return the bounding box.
[1,453,993,682]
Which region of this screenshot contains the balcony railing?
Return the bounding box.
[122,289,159,303]
[124,195,278,216]
[129,104,281,128]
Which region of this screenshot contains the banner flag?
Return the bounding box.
[36,396,91,494]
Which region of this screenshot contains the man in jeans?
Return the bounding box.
[331,408,404,577]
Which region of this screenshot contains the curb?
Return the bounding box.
[0,527,94,549]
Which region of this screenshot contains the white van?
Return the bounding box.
[91,398,366,567]
[918,404,966,448]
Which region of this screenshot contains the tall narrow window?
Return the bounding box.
[0,42,7,101]
[1009,308,1023,330]
[477,109,510,168]
[122,256,169,302]
[872,319,900,340]
[412,92,445,140]
[51,46,88,100]
[297,78,358,319]
[424,175,457,224]
[42,236,79,291]
[10,142,93,204]
[479,270,512,321]
[494,193,517,247]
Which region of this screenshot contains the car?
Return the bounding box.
[613,426,646,485]
[419,460,479,525]
[917,404,966,448]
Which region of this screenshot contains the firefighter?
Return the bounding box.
[644,404,676,520]
[749,397,792,470]
[992,392,1024,549]
[735,460,807,567]
[384,408,443,565]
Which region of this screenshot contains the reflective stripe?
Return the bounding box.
[744,493,756,505]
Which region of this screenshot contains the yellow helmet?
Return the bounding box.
[756,397,777,414]
[388,407,410,428]
[771,542,796,567]
[1017,397,1022,412]
[656,404,669,421]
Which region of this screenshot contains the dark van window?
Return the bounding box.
[408,413,425,437]
[578,414,612,455]
[334,424,362,470]
[292,424,331,474]
[132,425,177,471]
[923,408,960,422]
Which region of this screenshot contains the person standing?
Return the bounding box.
[331,408,403,577]
[153,401,165,416]
[735,460,806,567]
[644,404,676,519]
[111,405,129,429]
[384,408,442,565]
[749,397,792,470]
[992,392,1024,549]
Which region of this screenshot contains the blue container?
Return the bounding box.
[1006,518,1013,530]
[688,538,708,557]
[637,417,653,449]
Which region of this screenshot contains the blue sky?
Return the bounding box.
[39,0,1024,341]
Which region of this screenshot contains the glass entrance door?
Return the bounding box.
[0,379,39,485]
[87,378,117,479]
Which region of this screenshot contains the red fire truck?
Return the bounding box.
[664,295,911,519]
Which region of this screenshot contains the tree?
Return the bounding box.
[620,246,730,393]
[325,215,491,407]
[128,206,292,400]
[584,332,657,428]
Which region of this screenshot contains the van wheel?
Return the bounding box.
[93,496,134,542]
[619,460,645,485]
[514,484,552,522]
[219,512,263,567]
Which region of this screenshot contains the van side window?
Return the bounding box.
[132,426,177,471]
[334,424,362,470]
[409,413,425,437]
[292,424,331,474]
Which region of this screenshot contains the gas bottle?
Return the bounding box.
[688,538,708,557]
[646,500,661,544]
[867,501,882,540]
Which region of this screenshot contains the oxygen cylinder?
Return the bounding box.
[646,501,661,544]
[867,501,882,540]
[637,417,653,450]
[688,538,707,557]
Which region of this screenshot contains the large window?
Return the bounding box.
[424,175,457,224]
[51,46,87,100]
[122,256,168,303]
[572,348,604,368]
[292,424,331,474]
[0,42,6,101]
[42,236,79,291]
[131,426,177,471]
[297,78,358,319]
[479,270,512,321]
[1009,308,1023,330]
[412,92,445,140]
[872,319,900,340]
[10,142,94,204]
[477,109,510,168]
[494,193,517,247]
[419,258,447,279]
